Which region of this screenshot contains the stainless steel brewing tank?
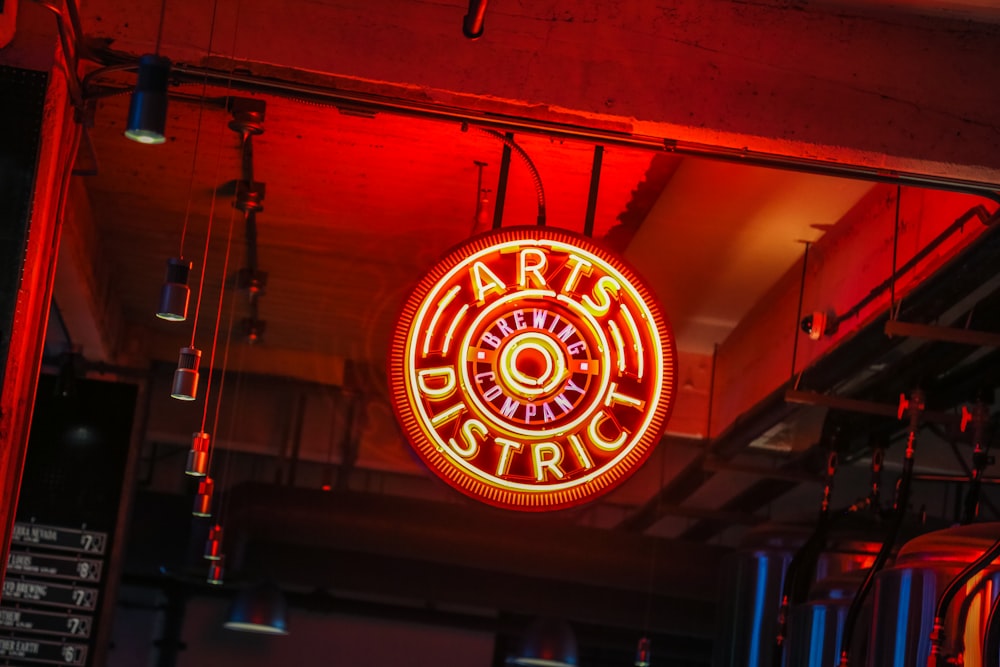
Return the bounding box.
[786,570,871,667]
[712,520,881,667]
[868,523,1000,667]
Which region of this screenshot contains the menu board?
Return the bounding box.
[1,376,136,666]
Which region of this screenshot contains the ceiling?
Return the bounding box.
[19,0,1000,663]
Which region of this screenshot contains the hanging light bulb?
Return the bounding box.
[125,54,171,144]
[224,582,289,635]
[207,556,225,585]
[204,524,224,561]
[193,477,214,517]
[635,637,651,667]
[186,431,211,476]
[156,257,192,321]
[171,347,201,401]
[510,617,578,666]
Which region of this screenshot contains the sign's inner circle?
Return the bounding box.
[459,292,610,439]
[389,229,678,511]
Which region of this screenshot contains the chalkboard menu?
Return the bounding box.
[1,375,137,666]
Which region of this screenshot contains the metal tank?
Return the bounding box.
[868,523,1000,667]
[712,520,882,667]
[785,570,871,667]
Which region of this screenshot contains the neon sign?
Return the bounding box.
[389,228,677,511]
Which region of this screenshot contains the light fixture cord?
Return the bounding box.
[187,0,242,348]
[206,242,241,472]
[177,0,222,257]
[890,184,902,319]
[641,451,666,634]
[188,135,226,347]
[199,205,237,433]
[215,344,247,526]
[154,0,168,55]
[790,241,810,379]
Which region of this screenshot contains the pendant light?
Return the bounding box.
[125,54,170,144]
[170,347,201,400]
[510,617,578,667]
[157,257,192,321]
[204,524,224,560]
[125,0,170,144]
[207,557,225,586]
[635,637,651,666]
[224,582,289,635]
[192,477,214,517]
[186,431,210,476]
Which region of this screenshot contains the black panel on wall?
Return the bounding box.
[0,66,48,389]
[2,375,137,667]
[16,375,137,530]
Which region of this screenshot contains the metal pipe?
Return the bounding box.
[929,537,1000,666]
[983,591,1000,667]
[836,205,999,327]
[772,451,838,667]
[838,389,924,667]
[913,474,1000,485]
[962,401,991,524]
[791,242,810,378]
[82,52,1000,202]
[462,0,488,39]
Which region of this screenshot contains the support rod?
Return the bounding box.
[492,133,513,230]
[462,0,488,39]
[885,320,1000,348]
[583,145,604,237]
[701,458,823,484]
[785,390,954,425]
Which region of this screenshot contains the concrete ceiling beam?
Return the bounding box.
[54,178,134,364]
[79,0,1000,183]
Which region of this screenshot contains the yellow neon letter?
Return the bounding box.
[532,442,565,481]
[581,276,621,317]
[588,411,628,451]
[494,438,525,477]
[431,402,466,428]
[518,248,549,288]
[604,382,647,411]
[470,261,507,303]
[416,366,457,399]
[448,419,488,458]
[567,434,594,470]
[562,254,593,294]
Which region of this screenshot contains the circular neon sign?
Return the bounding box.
[389,227,677,511]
